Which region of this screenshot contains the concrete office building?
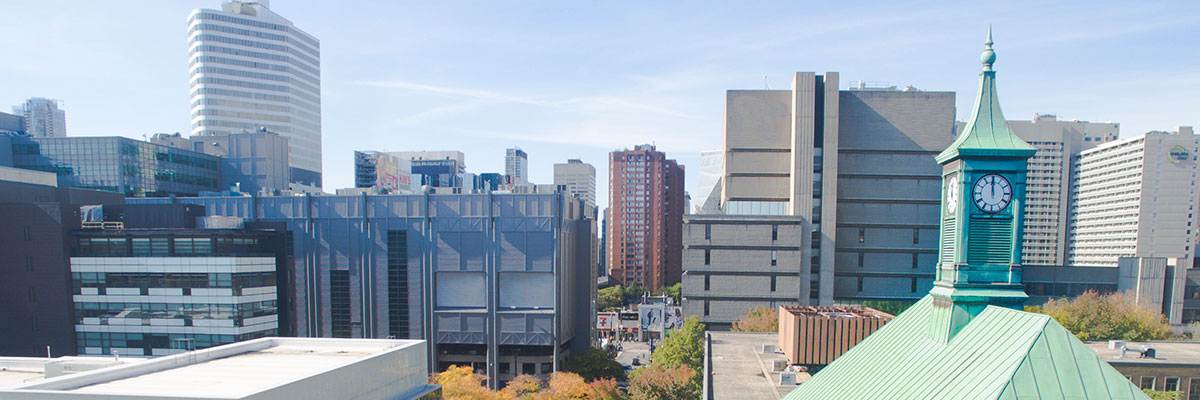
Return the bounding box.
[0,337,439,400]
[129,192,595,388]
[354,150,415,193]
[0,173,124,357]
[554,159,596,208]
[152,130,291,194]
[12,98,66,138]
[608,145,685,290]
[1,136,221,197]
[507,147,529,185]
[70,225,288,357]
[682,214,805,328]
[188,0,322,188]
[969,114,1119,265]
[1067,127,1200,268]
[682,73,956,323]
[0,111,25,135]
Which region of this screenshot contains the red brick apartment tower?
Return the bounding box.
[607,145,684,290]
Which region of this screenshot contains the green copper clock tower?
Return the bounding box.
[929,27,1038,342]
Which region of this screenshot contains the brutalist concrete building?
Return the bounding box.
[130,192,595,388]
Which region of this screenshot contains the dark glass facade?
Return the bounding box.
[6,136,220,197]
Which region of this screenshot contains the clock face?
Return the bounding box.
[973,173,1012,213]
[945,175,958,215]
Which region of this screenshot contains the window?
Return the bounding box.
[23,226,32,241]
[1141,376,1156,390]
[28,287,36,302]
[499,362,511,375]
[704,275,710,291]
[856,277,863,293]
[1165,377,1179,392]
[25,256,33,272]
[771,251,777,266]
[770,276,777,292]
[772,225,778,241]
[388,231,409,338]
[541,363,553,374]
[858,253,864,268]
[913,228,920,244]
[703,300,710,316]
[1188,378,1200,400]
[911,278,918,293]
[704,224,711,240]
[704,250,710,265]
[523,363,536,375]
[858,228,865,243]
[330,270,351,338]
[912,254,919,269]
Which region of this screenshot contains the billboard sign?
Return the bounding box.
[597,312,618,331]
[639,304,664,332]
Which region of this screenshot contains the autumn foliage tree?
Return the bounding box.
[731,306,778,332]
[433,367,628,400]
[627,364,698,400]
[433,365,504,400]
[1029,290,1170,341]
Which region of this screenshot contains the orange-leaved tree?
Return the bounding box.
[731,306,778,332]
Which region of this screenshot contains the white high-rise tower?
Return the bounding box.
[188,0,322,188]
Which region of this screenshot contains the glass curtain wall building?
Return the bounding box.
[4,136,220,197]
[70,228,286,356]
[188,0,322,188]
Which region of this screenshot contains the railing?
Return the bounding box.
[702,331,713,400]
[81,221,125,230]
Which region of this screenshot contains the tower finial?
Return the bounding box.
[981,25,996,71]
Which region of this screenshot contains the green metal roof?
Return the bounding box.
[782,296,1150,400]
[935,28,1036,163]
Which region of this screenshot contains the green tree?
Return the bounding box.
[563,348,627,381]
[622,285,647,304]
[861,300,915,316]
[1033,290,1170,341]
[731,306,778,332]
[1142,389,1182,400]
[627,364,698,400]
[598,285,624,312]
[651,317,705,376]
[654,283,681,304]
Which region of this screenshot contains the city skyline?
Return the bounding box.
[2,1,1198,209]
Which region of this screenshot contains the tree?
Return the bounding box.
[627,364,699,400]
[598,285,624,312]
[861,300,915,316]
[536,372,591,400]
[655,283,681,304]
[731,306,778,332]
[652,317,705,373]
[499,374,542,399]
[586,379,627,400]
[432,365,503,400]
[563,348,627,381]
[1033,290,1170,341]
[1143,389,1182,400]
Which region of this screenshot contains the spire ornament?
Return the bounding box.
[979,25,998,70]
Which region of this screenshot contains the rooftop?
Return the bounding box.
[779,306,892,319]
[708,332,801,400]
[1085,341,1200,365]
[2,337,431,399]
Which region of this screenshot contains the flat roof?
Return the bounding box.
[5,338,423,398]
[1085,341,1200,365]
[0,365,44,389]
[779,306,892,319]
[709,332,804,400]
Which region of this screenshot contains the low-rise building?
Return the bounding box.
[1086,341,1200,396]
[776,306,892,366]
[0,337,439,400]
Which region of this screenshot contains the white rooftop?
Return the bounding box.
[1,337,435,400]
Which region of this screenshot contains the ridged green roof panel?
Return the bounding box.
[782,296,1150,400]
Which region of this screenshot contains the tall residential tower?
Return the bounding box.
[553,159,596,208]
[187,0,322,188]
[12,98,65,137]
[506,147,529,185]
[607,145,684,290]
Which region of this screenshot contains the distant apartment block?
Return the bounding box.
[1067,127,1200,267]
[1,136,221,197]
[188,0,322,188]
[554,159,596,208]
[608,145,684,290]
[506,147,529,185]
[12,98,65,138]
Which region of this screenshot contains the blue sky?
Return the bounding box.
[2,1,1197,209]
